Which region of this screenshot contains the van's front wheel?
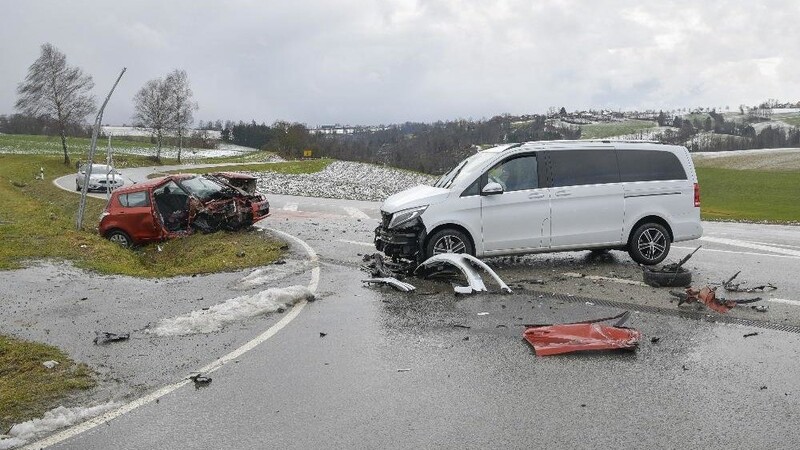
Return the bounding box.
[426,228,474,259]
[628,223,670,265]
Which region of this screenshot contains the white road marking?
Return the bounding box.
[767,298,800,307]
[672,246,800,261]
[699,236,800,257]
[24,227,319,450]
[342,206,370,220]
[562,272,648,286]
[282,202,298,211]
[338,239,375,247]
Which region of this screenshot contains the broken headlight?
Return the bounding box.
[387,205,427,229]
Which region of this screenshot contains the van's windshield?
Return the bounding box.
[434,152,496,189]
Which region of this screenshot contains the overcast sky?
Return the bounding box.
[1,0,798,126]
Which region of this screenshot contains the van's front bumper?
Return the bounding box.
[374,213,426,262]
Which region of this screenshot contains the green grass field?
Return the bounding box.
[0,335,94,431]
[579,120,657,139]
[155,159,334,177]
[776,115,800,127]
[697,167,800,223]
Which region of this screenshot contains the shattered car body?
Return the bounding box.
[98,172,270,247]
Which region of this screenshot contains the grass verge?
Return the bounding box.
[0,154,285,276]
[151,159,334,178]
[0,335,94,431]
[697,167,800,223]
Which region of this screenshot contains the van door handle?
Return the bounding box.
[528,193,545,199]
[554,190,571,197]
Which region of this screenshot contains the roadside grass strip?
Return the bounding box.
[0,336,94,433]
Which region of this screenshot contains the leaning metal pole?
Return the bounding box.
[76,67,126,230]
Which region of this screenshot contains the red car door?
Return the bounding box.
[119,190,164,243]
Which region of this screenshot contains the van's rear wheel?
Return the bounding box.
[426,228,473,259]
[106,229,132,248]
[628,223,670,265]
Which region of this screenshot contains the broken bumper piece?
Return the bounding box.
[362,277,417,292]
[415,253,512,294]
[523,311,641,356]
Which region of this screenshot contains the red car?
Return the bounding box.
[99,172,270,247]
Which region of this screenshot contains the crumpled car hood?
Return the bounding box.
[381,185,450,214]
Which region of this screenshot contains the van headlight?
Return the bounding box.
[387,205,427,229]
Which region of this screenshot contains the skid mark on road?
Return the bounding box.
[561,272,648,286]
[24,227,319,450]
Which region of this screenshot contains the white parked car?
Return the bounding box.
[76,163,124,192]
[375,140,702,265]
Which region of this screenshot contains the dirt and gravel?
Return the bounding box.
[256,161,438,201]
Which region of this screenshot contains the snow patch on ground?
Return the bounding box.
[0,402,120,449]
[256,161,437,201]
[233,260,310,290]
[150,285,313,336]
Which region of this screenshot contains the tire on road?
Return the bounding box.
[642,268,692,287]
[628,222,671,265]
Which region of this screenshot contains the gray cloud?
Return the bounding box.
[1,0,798,126]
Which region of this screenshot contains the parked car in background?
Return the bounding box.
[375,140,702,265]
[98,172,270,247]
[76,163,124,192]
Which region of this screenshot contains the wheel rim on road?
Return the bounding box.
[637,228,666,260]
[433,235,466,254]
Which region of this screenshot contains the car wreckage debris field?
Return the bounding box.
[3,158,800,449]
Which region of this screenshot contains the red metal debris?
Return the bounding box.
[671,286,761,314]
[523,312,641,356]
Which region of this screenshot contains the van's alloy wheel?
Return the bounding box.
[426,228,474,259]
[107,230,132,248]
[628,223,670,265]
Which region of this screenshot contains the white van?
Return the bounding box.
[375,140,702,265]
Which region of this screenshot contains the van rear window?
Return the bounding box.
[550,149,620,187]
[617,150,687,182]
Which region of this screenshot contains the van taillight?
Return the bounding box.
[693,183,701,207]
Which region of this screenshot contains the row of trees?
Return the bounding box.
[132,69,196,162]
[12,43,198,164]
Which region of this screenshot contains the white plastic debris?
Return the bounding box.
[362,277,416,292]
[42,360,59,369]
[150,285,314,336]
[415,253,512,294]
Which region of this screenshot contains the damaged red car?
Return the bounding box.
[98,172,270,247]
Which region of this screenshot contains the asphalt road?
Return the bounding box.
[13,171,799,449]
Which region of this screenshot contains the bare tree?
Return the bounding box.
[16,43,96,165]
[132,77,174,162]
[165,69,197,163]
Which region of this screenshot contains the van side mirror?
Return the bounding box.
[482,182,504,195]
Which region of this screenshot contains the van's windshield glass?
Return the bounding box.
[434,152,496,189]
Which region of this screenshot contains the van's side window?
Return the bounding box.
[550,150,619,187]
[486,155,538,192]
[617,150,687,181]
[119,191,150,208]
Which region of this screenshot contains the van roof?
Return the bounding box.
[483,140,684,153]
